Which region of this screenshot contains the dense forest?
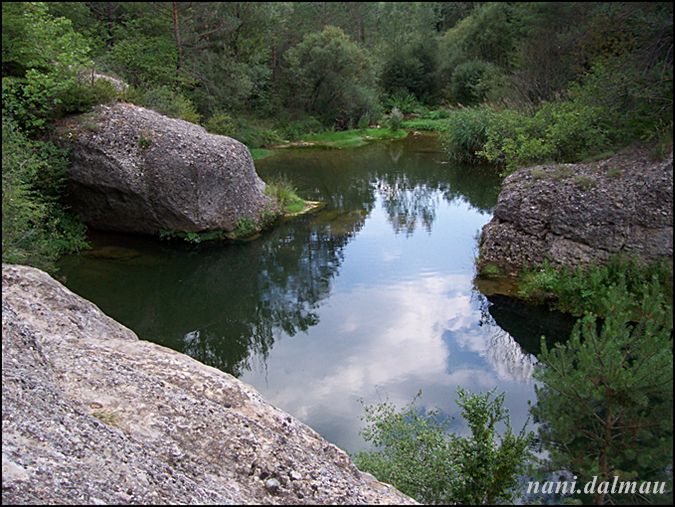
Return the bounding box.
[2,2,673,505]
[3,2,673,268]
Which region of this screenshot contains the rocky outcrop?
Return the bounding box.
[1,264,415,505]
[479,148,673,275]
[55,103,274,235]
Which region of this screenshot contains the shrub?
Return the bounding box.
[387,107,404,131]
[357,113,370,131]
[533,284,673,505]
[284,26,378,128]
[2,119,88,271]
[139,86,200,123]
[383,91,420,114]
[58,79,118,115]
[231,217,258,239]
[450,60,501,106]
[518,256,673,324]
[441,106,493,163]
[276,116,325,141]
[203,112,236,137]
[355,389,532,504]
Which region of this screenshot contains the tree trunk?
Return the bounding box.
[172,1,183,75]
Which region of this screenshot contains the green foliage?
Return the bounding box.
[440,107,492,163]
[481,262,502,278]
[230,218,259,239]
[204,112,236,137]
[533,284,673,505]
[383,91,420,115]
[450,60,501,106]
[300,127,406,149]
[139,86,200,124]
[264,176,306,215]
[137,134,152,150]
[2,2,91,132]
[357,114,370,131]
[158,229,226,244]
[386,107,404,132]
[57,79,119,115]
[380,38,439,103]
[355,389,532,504]
[275,116,325,141]
[284,26,378,128]
[441,98,615,172]
[2,119,88,271]
[518,257,673,324]
[102,30,180,89]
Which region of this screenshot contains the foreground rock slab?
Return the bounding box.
[2,264,415,505]
[55,102,273,235]
[479,148,673,275]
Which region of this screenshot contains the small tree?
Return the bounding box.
[283,26,378,128]
[355,388,532,504]
[532,282,673,505]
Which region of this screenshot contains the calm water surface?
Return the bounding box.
[59,134,573,452]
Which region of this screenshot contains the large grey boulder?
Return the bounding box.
[1,263,416,505]
[478,148,673,275]
[55,103,273,235]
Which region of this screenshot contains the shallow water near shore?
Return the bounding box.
[59,134,574,452]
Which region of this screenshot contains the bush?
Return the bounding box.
[450,60,501,106]
[203,112,236,137]
[355,389,532,504]
[383,91,420,114]
[477,100,613,173]
[357,113,370,131]
[139,86,200,124]
[58,79,119,115]
[533,284,673,505]
[283,26,378,128]
[441,106,493,163]
[276,116,325,141]
[386,107,404,131]
[2,119,88,271]
[518,256,673,324]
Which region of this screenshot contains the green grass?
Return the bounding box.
[300,127,407,148]
[401,118,449,132]
[264,176,308,215]
[250,148,274,160]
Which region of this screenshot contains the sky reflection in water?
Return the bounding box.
[59,135,570,452]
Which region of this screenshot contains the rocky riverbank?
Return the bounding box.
[1,264,415,505]
[478,147,673,277]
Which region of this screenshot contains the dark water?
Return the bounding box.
[59,134,572,452]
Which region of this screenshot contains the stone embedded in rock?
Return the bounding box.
[54,102,274,235]
[479,148,673,275]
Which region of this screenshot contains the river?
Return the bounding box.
[58,133,574,453]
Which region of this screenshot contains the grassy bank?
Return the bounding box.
[276,127,407,149]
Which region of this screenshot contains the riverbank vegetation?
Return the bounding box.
[355,389,532,504]
[2,3,673,504]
